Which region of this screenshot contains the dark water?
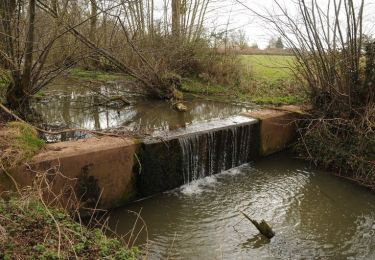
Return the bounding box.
[31,81,251,141]
[109,153,375,259]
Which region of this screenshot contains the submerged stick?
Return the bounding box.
[240,211,275,239]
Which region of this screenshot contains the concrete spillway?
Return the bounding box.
[137,116,258,197]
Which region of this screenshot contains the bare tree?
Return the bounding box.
[1,0,37,112]
[0,0,87,114]
[237,0,370,112]
[236,0,375,187]
[0,0,214,114]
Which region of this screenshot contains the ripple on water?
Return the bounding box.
[109,154,375,259]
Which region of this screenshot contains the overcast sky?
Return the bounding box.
[204,0,375,49]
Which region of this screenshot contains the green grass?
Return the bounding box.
[70,68,128,82]
[250,95,305,105]
[7,121,45,154]
[1,122,45,168]
[241,55,295,82]
[181,80,231,96]
[34,91,46,98]
[0,197,138,259]
[182,54,306,106]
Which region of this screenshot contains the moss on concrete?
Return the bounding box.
[0,122,45,169]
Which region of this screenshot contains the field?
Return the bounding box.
[241,55,295,81]
[182,54,307,105]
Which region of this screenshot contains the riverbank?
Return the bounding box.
[0,122,138,259]
[181,54,306,105]
[36,54,306,107]
[0,195,138,259]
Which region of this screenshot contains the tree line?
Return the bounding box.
[0,0,213,115]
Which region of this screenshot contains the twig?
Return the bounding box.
[0,164,21,196]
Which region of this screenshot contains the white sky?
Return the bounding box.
[204,0,375,49]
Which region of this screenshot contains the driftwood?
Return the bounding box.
[240,211,275,239]
[173,102,188,112]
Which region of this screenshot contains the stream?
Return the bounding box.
[31,81,252,142]
[109,153,375,259]
[34,80,375,259]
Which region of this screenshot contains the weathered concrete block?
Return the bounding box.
[243,108,302,156]
[10,137,140,209]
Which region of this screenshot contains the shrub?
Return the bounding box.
[296,107,375,188]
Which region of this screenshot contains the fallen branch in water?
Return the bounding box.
[240,211,275,239]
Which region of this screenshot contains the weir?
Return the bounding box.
[7,108,301,209]
[137,116,259,196]
[179,123,254,184]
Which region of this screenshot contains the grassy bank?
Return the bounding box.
[35,56,304,106]
[0,122,45,169]
[182,54,306,105]
[0,196,138,259]
[70,68,129,82]
[0,122,138,259]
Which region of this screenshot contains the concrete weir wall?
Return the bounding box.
[137,116,259,197]
[11,137,140,209]
[4,108,302,209]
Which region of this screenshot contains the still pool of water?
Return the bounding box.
[109,153,375,259]
[32,82,252,141]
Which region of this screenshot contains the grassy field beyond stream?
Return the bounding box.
[182,54,306,105]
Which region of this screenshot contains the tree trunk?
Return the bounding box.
[0,0,17,70]
[5,0,35,114]
[89,0,99,68]
[172,0,181,37]
[89,0,97,43]
[5,81,31,114]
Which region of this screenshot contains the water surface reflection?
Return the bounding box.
[109,153,375,259]
[32,82,250,141]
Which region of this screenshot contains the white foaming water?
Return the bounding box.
[180,164,249,195]
[220,163,250,176]
[180,176,217,195]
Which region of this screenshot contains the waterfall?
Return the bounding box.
[138,116,258,197]
[178,123,254,184]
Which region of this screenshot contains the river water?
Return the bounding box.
[109,153,375,259]
[32,81,252,141]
